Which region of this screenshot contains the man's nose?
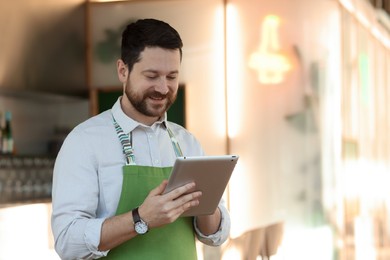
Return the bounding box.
[155,77,169,94]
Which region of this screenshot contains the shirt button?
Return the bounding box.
[154,159,159,164]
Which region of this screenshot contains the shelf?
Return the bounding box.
[0,88,88,104]
[0,155,55,207]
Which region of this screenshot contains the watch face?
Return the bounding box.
[135,221,148,234]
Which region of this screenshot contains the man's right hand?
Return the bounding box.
[138,180,202,229]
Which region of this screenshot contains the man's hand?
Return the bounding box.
[138,180,202,228]
[99,180,201,251]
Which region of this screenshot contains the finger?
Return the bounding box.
[172,192,202,215]
[179,190,202,204]
[165,182,197,200]
[173,191,202,209]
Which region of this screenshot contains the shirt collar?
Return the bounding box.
[111,96,167,133]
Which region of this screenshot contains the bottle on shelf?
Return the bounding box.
[2,111,14,155]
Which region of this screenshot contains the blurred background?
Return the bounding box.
[0,0,390,259]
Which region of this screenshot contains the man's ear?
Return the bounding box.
[117,59,128,83]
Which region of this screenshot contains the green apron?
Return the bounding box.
[105,118,197,260]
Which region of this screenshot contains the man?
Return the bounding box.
[51,18,230,259]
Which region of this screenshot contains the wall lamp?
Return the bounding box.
[249,15,292,84]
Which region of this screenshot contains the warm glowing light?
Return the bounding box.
[356,10,370,28]
[339,0,355,13]
[222,246,243,260]
[355,217,377,260]
[341,160,390,259]
[195,241,204,260]
[226,4,243,138]
[0,204,57,259]
[211,5,227,139]
[343,160,390,201]
[249,15,291,84]
[280,226,333,260]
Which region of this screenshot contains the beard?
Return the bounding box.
[124,84,177,118]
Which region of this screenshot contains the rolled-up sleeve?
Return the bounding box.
[51,129,108,259]
[193,200,231,246]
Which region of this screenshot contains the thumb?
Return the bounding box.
[149,179,168,196]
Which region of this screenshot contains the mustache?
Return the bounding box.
[146,91,169,99]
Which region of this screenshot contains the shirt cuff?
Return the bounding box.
[193,205,231,246]
[85,218,109,258]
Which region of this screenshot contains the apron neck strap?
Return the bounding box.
[113,115,183,165]
[113,117,136,165]
[166,126,183,158]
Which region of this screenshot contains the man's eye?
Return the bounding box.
[167,75,177,80]
[146,75,158,79]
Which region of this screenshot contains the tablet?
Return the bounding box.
[163,155,239,216]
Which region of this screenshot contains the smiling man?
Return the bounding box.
[51,19,230,260]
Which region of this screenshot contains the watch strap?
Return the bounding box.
[132,207,141,223]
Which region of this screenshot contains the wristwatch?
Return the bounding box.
[132,207,149,235]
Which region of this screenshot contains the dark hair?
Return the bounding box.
[121,19,183,72]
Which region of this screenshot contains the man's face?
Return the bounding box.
[122,47,181,123]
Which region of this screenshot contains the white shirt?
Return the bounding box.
[51,98,231,260]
